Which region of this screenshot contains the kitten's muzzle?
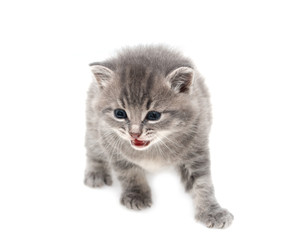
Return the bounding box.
[129,132,142,139]
[129,132,151,149]
[130,139,150,148]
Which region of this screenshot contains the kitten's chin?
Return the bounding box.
[130,139,151,150]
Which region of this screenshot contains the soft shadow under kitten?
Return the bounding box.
[84,45,233,229]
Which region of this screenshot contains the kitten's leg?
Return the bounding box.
[113,160,152,210]
[84,127,112,188]
[178,151,233,229]
[84,152,113,188]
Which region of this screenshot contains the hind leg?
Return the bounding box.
[84,156,113,188]
[84,126,113,188]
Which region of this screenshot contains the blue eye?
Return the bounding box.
[114,109,127,119]
[146,111,161,121]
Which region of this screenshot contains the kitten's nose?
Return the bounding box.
[129,132,141,139]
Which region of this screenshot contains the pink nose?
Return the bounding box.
[129,132,141,139]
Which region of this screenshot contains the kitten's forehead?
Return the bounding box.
[118,65,159,109]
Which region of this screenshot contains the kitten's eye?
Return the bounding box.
[146,111,161,121]
[114,109,127,119]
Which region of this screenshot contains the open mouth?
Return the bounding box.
[130,139,150,148]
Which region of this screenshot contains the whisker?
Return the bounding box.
[155,135,175,155]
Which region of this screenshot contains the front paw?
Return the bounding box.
[196,207,234,229]
[121,188,152,210]
[84,170,113,188]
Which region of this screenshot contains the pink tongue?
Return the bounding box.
[132,139,149,147]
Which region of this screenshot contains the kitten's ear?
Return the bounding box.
[166,67,194,94]
[89,64,114,89]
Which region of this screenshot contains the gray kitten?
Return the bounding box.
[84,45,233,228]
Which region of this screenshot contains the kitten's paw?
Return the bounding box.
[196,207,234,229]
[84,170,113,188]
[121,189,152,210]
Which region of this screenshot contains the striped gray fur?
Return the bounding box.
[84,45,233,228]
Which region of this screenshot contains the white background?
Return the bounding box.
[0,0,294,239]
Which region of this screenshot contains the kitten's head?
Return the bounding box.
[90,46,197,151]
